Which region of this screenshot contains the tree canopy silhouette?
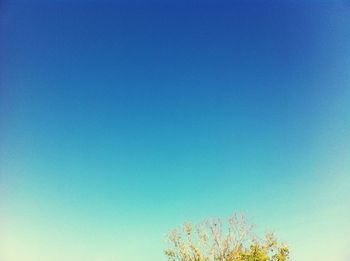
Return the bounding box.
[164,213,289,261]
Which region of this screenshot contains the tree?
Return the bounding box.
[164,213,290,261]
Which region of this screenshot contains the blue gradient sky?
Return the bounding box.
[1,1,350,260]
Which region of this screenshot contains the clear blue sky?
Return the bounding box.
[1,1,349,260]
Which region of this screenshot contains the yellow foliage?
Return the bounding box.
[164,213,290,261]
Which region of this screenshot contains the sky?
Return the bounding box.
[0,0,350,260]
